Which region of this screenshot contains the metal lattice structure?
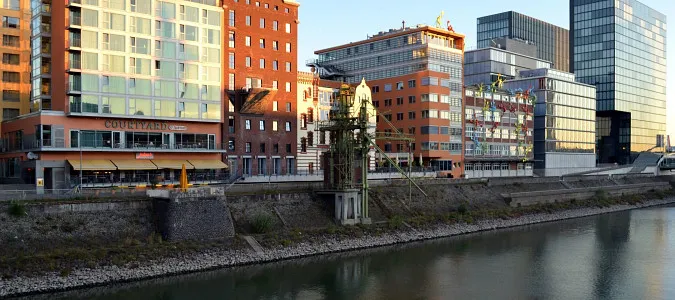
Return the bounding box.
[318,81,426,219]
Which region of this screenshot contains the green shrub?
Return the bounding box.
[388,215,404,229]
[594,189,608,202]
[250,213,275,234]
[457,203,468,214]
[8,201,27,217]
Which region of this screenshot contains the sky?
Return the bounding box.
[296,0,675,140]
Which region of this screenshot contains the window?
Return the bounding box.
[2,108,19,119]
[245,36,251,46]
[245,56,251,67]
[285,62,291,72]
[245,142,251,153]
[272,60,278,70]
[2,90,19,102]
[272,81,278,89]
[259,120,265,131]
[408,111,416,119]
[1,0,19,10]
[396,97,403,105]
[259,58,265,69]
[408,80,416,88]
[273,41,279,50]
[285,102,291,112]
[2,71,19,83]
[2,35,19,47]
[396,82,404,90]
[229,53,235,69]
[285,82,291,92]
[272,121,278,131]
[2,53,19,65]
[285,121,291,131]
[228,10,235,27]
[408,96,416,103]
[259,38,265,48]
[285,23,291,33]
[383,84,392,92]
[273,101,278,111]
[245,16,251,26]
[273,20,278,31]
[2,16,19,29]
[384,99,392,106]
[396,113,403,120]
[245,119,251,130]
[228,31,235,48]
[285,43,291,52]
[260,143,266,154]
[260,18,265,28]
[300,138,307,153]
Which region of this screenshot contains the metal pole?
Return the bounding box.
[79,130,82,192]
[409,145,412,204]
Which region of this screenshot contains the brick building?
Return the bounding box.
[0,0,30,135]
[223,0,300,177]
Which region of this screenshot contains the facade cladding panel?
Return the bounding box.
[225,0,300,176]
[477,11,570,72]
[570,0,666,164]
[464,47,552,86]
[505,69,597,176]
[313,26,465,178]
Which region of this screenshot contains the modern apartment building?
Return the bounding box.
[0,0,228,190]
[505,69,597,176]
[0,0,30,134]
[464,43,552,86]
[570,0,666,164]
[477,11,570,72]
[310,25,465,178]
[223,0,299,177]
[463,86,534,178]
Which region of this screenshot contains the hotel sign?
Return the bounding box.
[136,153,154,160]
[104,120,188,131]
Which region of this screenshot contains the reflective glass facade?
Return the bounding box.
[33,0,223,122]
[464,48,551,86]
[505,69,597,172]
[313,29,463,85]
[571,0,666,164]
[477,11,570,72]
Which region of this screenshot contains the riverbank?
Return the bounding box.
[2,195,675,298]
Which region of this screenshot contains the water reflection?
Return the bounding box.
[20,207,675,300]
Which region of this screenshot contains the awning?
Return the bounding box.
[188,159,229,169]
[111,159,157,170]
[68,159,117,171]
[151,160,194,170]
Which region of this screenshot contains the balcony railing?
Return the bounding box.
[70,38,81,48]
[73,142,229,151]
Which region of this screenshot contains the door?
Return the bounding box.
[112,131,122,148]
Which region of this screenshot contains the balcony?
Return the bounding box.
[70,38,81,49]
[67,0,82,6]
[67,81,81,94]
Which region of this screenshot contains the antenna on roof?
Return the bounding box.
[402,20,406,29]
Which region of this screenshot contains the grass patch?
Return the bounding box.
[250,213,275,234]
[7,201,27,217]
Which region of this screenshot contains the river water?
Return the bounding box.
[24,206,675,300]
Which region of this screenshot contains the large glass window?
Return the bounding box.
[81,74,99,91]
[129,78,152,96]
[103,12,125,31]
[82,9,98,27]
[82,31,98,49]
[102,96,125,115]
[154,100,176,117]
[157,1,176,19]
[82,95,99,113]
[131,17,151,34]
[129,98,151,116]
[82,52,98,70]
[155,80,176,97]
[102,76,125,93]
[178,102,198,119]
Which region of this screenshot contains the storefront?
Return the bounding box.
[0,114,228,191]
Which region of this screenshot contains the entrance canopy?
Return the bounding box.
[188,159,229,169]
[151,160,194,169]
[68,159,117,171]
[111,159,157,170]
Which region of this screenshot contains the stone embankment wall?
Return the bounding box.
[0,200,153,254]
[1,175,673,251]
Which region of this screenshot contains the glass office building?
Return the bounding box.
[464,46,552,86]
[505,69,597,176]
[570,0,666,164]
[477,11,570,72]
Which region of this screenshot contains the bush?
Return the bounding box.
[250,213,275,234]
[594,189,608,202]
[388,215,404,229]
[8,201,27,217]
[457,203,468,214]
